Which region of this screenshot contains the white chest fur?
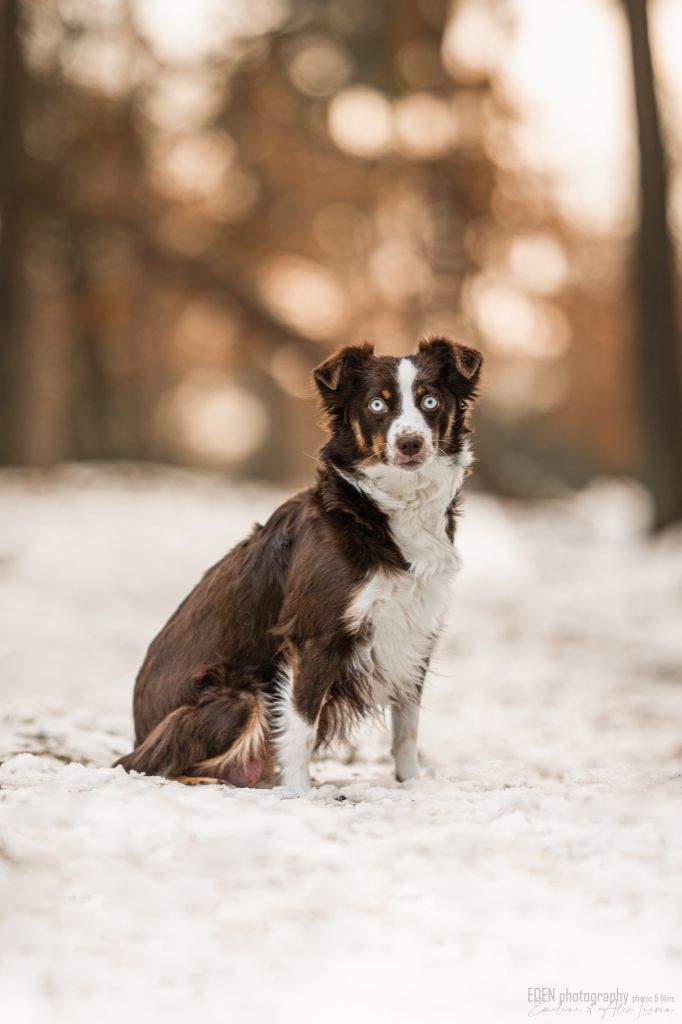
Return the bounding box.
[346,566,453,705]
[343,451,469,705]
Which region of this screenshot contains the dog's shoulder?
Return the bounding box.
[267,465,406,644]
[313,460,409,575]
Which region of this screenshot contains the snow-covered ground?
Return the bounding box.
[1,465,681,1024]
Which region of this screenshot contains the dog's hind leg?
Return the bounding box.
[114,689,269,785]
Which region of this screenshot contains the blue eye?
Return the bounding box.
[369,398,387,413]
[421,394,439,411]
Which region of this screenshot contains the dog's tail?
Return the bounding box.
[114,688,269,784]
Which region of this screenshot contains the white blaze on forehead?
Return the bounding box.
[387,358,431,448]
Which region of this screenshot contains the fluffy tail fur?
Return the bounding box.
[114,687,269,783]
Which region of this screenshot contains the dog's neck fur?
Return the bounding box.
[329,443,471,578]
[356,442,471,510]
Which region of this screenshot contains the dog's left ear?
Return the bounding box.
[418,336,483,400]
[313,342,374,397]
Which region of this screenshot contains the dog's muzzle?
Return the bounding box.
[392,432,430,469]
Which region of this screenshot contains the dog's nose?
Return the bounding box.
[396,433,424,457]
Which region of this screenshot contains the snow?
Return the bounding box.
[1,465,681,1024]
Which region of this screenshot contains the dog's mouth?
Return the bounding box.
[388,450,432,472]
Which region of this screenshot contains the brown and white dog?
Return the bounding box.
[115,337,482,794]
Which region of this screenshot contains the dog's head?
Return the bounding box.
[314,337,482,472]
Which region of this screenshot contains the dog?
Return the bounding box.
[115,336,482,794]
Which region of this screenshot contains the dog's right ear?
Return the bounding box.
[313,343,374,398]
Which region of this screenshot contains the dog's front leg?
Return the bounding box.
[277,690,316,796]
[275,644,332,796]
[391,701,420,782]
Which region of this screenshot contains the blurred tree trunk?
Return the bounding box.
[0,0,30,463]
[624,0,682,530]
[66,226,112,459]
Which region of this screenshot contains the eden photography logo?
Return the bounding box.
[527,988,677,1019]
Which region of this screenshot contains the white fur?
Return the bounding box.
[358,443,471,577]
[345,565,449,706]
[273,667,315,795]
[345,446,471,714]
[387,358,432,458]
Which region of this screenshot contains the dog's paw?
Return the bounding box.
[276,783,312,800]
[272,778,311,802]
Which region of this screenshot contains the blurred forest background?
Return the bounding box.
[1,0,682,526]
